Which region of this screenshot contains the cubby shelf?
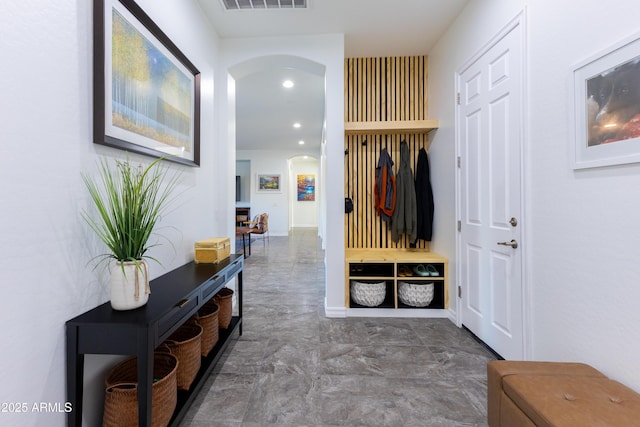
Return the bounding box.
[345,249,448,311]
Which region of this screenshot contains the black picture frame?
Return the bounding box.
[94,0,201,166]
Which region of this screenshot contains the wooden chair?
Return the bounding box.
[236,214,248,227]
[246,213,269,247]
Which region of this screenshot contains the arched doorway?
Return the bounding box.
[288,155,320,230]
[229,55,325,239]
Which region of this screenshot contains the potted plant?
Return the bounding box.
[82,157,180,310]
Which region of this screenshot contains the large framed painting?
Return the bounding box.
[571,31,640,169]
[297,174,315,201]
[256,174,281,193]
[94,0,201,166]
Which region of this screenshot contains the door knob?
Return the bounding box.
[509,217,518,227]
[497,239,518,249]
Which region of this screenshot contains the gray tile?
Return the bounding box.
[243,373,323,425]
[215,340,268,375]
[316,375,405,426]
[320,344,385,376]
[392,378,486,425]
[319,318,371,345]
[189,374,254,424]
[180,228,495,427]
[260,339,320,375]
[361,318,424,346]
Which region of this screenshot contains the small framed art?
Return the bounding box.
[297,174,315,201]
[256,174,281,193]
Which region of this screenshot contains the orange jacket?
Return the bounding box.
[374,147,396,222]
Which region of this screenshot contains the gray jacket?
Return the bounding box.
[391,141,417,243]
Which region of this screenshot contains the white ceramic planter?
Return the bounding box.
[110,260,150,310]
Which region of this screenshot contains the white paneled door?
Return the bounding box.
[457,16,524,360]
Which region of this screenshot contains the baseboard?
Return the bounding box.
[324,299,347,318]
[345,308,451,318]
[446,308,457,325]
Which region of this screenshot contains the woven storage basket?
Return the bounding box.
[350,280,386,307]
[103,352,178,427]
[398,281,434,307]
[196,301,219,356]
[164,322,202,391]
[213,287,234,329]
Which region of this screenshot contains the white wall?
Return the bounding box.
[235,151,320,233]
[236,159,251,204]
[430,0,640,390]
[236,149,291,235]
[290,156,320,227]
[0,1,227,425]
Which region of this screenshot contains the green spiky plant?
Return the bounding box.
[81,157,181,272]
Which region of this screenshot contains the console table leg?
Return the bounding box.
[137,333,154,426]
[238,271,243,335]
[66,325,83,427]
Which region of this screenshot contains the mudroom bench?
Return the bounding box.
[345,248,449,316]
[488,360,640,426]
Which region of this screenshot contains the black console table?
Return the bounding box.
[66,255,243,426]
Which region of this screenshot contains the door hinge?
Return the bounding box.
[458,286,462,298]
[457,156,461,168]
[457,220,461,232]
[457,92,461,105]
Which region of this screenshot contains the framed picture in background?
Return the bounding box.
[94,0,201,166]
[257,174,281,193]
[297,174,315,201]
[571,31,640,169]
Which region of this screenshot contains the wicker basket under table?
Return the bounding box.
[103,352,178,427]
[213,287,234,329]
[164,322,203,391]
[195,301,219,356]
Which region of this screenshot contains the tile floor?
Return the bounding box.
[181,228,495,427]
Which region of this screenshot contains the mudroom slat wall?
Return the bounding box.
[344,56,431,250]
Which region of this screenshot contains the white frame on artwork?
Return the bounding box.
[256,174,282,193]
[571,31,640,169]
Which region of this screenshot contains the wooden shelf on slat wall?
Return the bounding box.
[344,119,439,135]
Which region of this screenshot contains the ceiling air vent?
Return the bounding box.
[221,0,308,10]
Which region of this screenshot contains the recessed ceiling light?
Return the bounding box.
[298,140,305,145]
[293,123,301,128]
[282,80,294,88]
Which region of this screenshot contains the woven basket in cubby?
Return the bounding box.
[398,281,434,307]
[350,280,386,307]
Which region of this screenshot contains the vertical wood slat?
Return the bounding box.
[345,56,429,250]
[417,56,423,120]
[400,56,405,120]
[409,56,415,121]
